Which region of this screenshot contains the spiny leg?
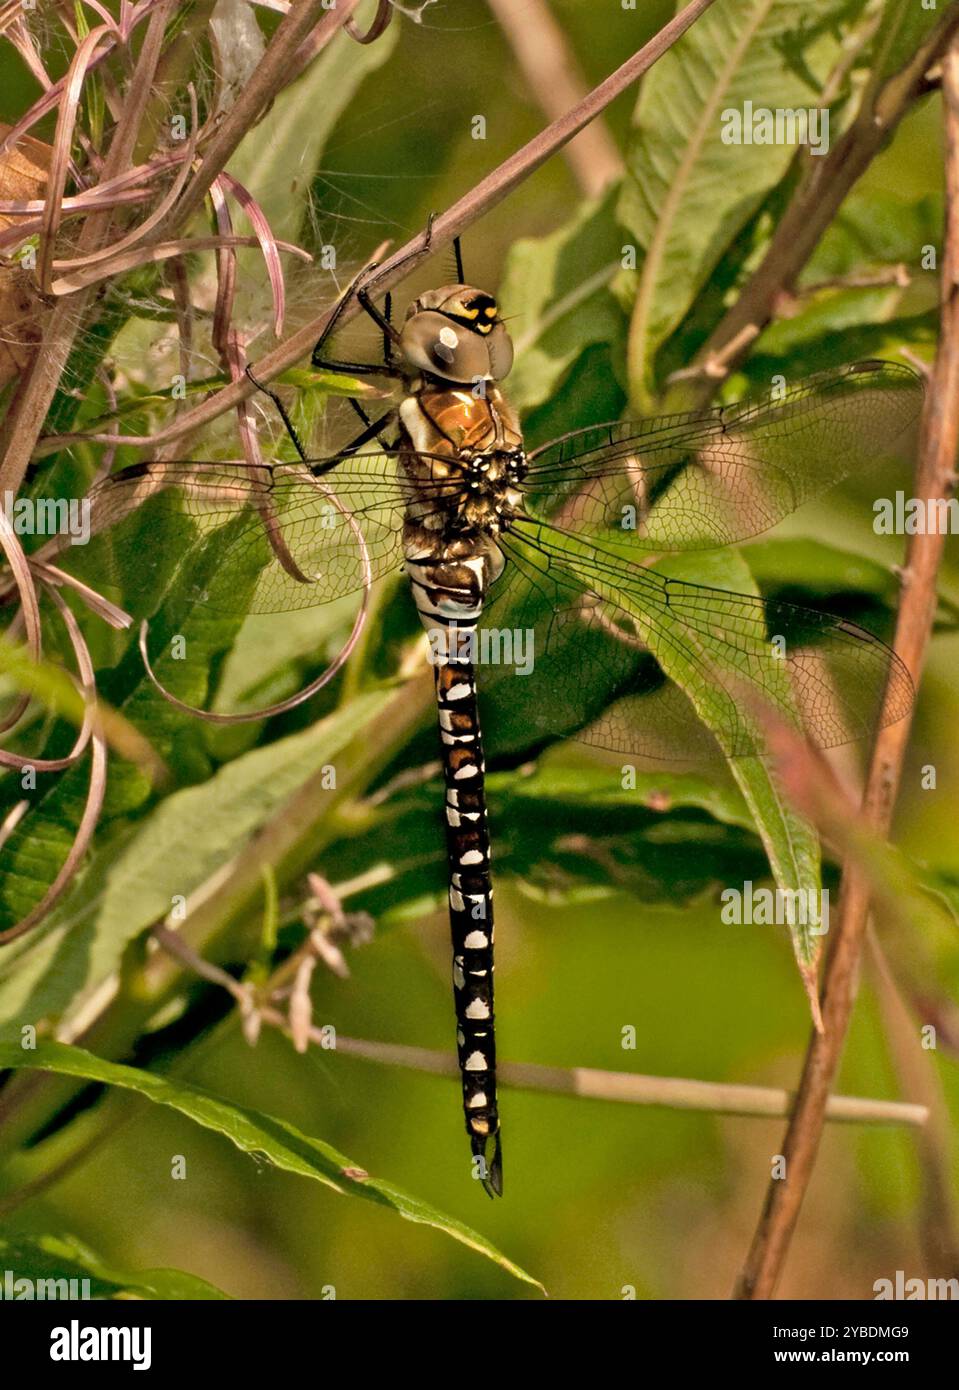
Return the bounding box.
[312,211,437,370]
[244,364,396,469]
[244,365,309,462]
[337,399,398,458]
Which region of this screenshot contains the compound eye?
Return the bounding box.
[400,310,493,383]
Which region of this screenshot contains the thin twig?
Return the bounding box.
[733,28,959,1301]
[288,1033,928,1127]
[145,922,929,1129]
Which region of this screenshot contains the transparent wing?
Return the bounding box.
[478,520,912,762]
[72,452,459,618]
[522,361,923,549]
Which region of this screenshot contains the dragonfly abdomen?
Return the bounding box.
[404,538,503,1198]
[436,657,501,1198]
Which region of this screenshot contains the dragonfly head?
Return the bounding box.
[399,284,514,385]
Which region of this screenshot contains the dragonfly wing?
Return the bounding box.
[73,455,416,618]
[523,361,923,550]
[478,521,912,762]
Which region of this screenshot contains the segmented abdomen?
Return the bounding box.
[405,547,502,1198]
[435,657,500,1195]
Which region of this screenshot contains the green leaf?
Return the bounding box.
[210,592,362,719]
[866,0,943,88]
[543,538,822,977]
[0,1231,229,1300]
[501,759,754,829]
[743,537,907,610]
[331,758,770,923]
[80,368,378,432]
[499,185,627,415]
[745,308,936,368]
[0,1042,545,1293]
[619,0,849,406]
[228,3,400,247]
[741,535,959,632]
[806,189,943,281]
[642,549,823,973]
[0,509,263,932]
[0,634,158,773]
[0,691,393,1039]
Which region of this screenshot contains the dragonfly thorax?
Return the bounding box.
[398,383,526,542]
[455,448,526,533]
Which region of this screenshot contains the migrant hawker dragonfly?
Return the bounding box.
[72,244,922,1197]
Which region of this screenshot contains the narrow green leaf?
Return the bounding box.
[619,0,849,406]
[0,1231,229,1300]
[0,1042,545,1293]
[81,368,377,430]
[0,691,393,1038]
[642,549,823,974]
[554,539,823,979]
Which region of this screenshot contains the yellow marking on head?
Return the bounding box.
[460,305,480,319]
[485,304,498,318]
[477,322,492,334]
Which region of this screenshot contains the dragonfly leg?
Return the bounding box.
[310,353,402,379]
[303,408,398,474]
[311,212,437,367]
[337,406,399,460]
[345,397,397,452]
[382,291,394,366]
[245,364,396,467]
[311,264,401,369]
[244,365,309,461]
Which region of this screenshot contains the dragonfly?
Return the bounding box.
[68,234,923,1198]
